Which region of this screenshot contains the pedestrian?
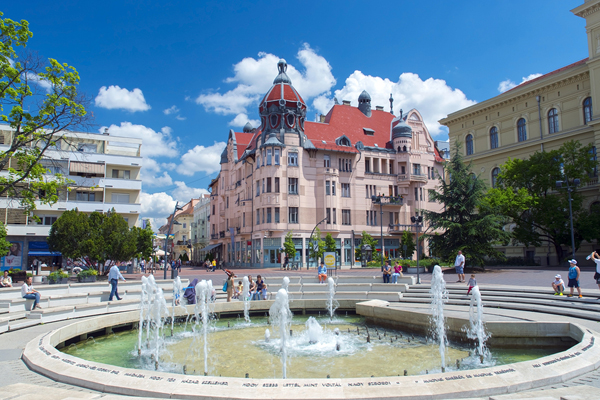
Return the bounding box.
[108,264,126,301]
[382,260,392,283]
[552,274,565,296]
[140,259,145,273]
[466,274,477,295]
[21,276,41,309]
[283,255,289,270]
[318,260,327,283]
[247,275,256,300]
[454,250,465,283]
[391,261,403,284]
[184,278,198,305]
[212,259,217,272]
[590,251,600,298]
[225,269,236,302]
[1,270,13,287]
[254,275,265,300]
[567,259,582,298]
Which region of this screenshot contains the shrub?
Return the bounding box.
[48,269,69,281]
[77,268,98,278]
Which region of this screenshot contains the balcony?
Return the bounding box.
[235,180,241,188]
[388,224,416,233]
[397,173,428,183]
[236,227,241,234]
[211,234,219,240]
[371,195,404,206]
[219,231,225,238]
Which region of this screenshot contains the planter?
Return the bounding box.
[77,276,97,283]
[32,276,43,283]
[9,271,27,283]
[49,277,69,285]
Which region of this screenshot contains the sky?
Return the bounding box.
[2,0,587,229]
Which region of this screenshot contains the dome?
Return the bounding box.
[259,59,306,114]
[273,59,292,84]
[358,90,371,102]
[243,122,253,133]
[392,119,412,139]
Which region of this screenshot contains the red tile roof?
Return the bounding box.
[505,58,588,93]
[234,131,255,159]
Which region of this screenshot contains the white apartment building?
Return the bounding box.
[0,126,142,270]
[192,194,211,263]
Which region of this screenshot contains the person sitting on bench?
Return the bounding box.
[21,276,41,310]
[318,261,327,284]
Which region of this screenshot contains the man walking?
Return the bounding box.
[455,250,465,283]
[108,264,126,301]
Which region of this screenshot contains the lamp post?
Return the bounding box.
[556,178,580,259]
[163,202,183,279]
[411,215,423,284]
[309,217,327,270]
[371,195,403,271]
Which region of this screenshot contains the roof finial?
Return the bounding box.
[400,109,403,119]
[389,93,394,115]
[278,59,287,73]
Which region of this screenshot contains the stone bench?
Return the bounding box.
[301,283,334,292]
[335,283,373,292]
[0,298,36,312]
[367,292,403,301]
[28,305,75,323]
[370,283,409,293]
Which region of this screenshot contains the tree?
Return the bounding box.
[99,211,137,270]
[487,140,600,262]
[0,222,11,257]
[283,231,296,259]
[400,230,415,259]
[1,12,89,215]
[355,231,378,261]
[309,227,326,262]
[133,221,153,260]
[423,143,509,267]
[47,209,89,260]
[324,233,336,252]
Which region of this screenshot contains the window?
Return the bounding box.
[256,181,260,197]
[326,180,331,195]
[288,178,298,194]
[243,212,246,227]
[267,149,272,165]
[491,167,500,188]
[389,162,394,175]
[365,185,369,198]
[465,134,474,155]
[262,149,266,166]
[111,193,129,204]
[267,178,272,193]
[584,97,593,124]
[77,143,97,153]
[275,207,280,223]
[365,157,371,173]
[212,205,215,215]
[289,207,299,224]
[331,181,336,196]
[256,209,260,225]
[333,208,336,224]
[274,149,280,165]
[324,154,330,168]
[256,156,260,169]
[366,210,377,226]
[414,187,418,201]
[548,108,559,134]
[262,209,265,224]
[517,118,527,142]
[43,216,58,225]
[428,189,436,202]
[183,223,187,229]
[342,210,351,225]
[274,177,280,193]
[413,164,421,175]
[326,208,331,224]
[341,183,350,197]
[267,208,272,223]
[288,152,298,166]
[226,197,229,208]
[490,127,498,149]
[262,178,265,194]
[112,169,130,179]
[590,146,597,177]
[339,158,352,172]
[76,191,96,201]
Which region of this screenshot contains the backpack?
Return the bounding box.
[222,281,228,292]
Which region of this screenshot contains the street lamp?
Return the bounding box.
[556,178,580,259]
[308,217,327,270]
[372,195,403,271]
[411,215,423,284]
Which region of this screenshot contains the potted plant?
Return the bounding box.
[8,268,27,283]
[48,269,69,284]
[77,268,98,283]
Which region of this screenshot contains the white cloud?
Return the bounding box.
[315,71,475,137]
[176,141,226,176]
[95,85,151,112]
[145,171,173,187]
[100,122,178,158]
[26,72,53,92]
[196,44,335,125]
[497,73,542,93]
[228,113,260,128]
[163,105,179,115]
[140,191,176,227]
[161,162,177,171]
[175,115,186,121]
[171,181,209,203]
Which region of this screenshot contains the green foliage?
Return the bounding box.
[365,258,440,268]
[355,231,379,261]
[77,268,97,277]
[283,231,296,259]
[0,222,10,257]
[132,221,153,260]
[48,269,68,280]
[180,252,189,262]
[324,233,336,252]
[423,143,509,267]
[0,12,89,216]
[309,227,326,261]
[400,230,416,259]
[487,140,599,262]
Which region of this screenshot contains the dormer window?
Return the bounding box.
[336,135,351,147]
[286,114,295,128]
[363,128,375,136]
[270,114,279,129]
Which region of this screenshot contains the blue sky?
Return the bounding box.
[2,0,587,227]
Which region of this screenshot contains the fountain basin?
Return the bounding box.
[23,299,600,399]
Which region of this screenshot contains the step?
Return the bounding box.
[368,292,402,302]
[8,318,41,331]
[27,305,75,323]
[370,283,409,293]
[334,283,372,291]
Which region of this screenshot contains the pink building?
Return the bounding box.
[208,60,445,268]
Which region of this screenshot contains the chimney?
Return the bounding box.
[319,114,326,123]
[375,106,384,111]
[342,100,351,106]
[103,128,110,135]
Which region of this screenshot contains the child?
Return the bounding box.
[233,281,242,300]
[467,274,477,295]
[552,274,565,296]
[567,259,582,298]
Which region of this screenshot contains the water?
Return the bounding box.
[269,288,292,378]
[466,286,490,361]
[171,277,186,335]
[326,277,337,320]
[430,265,448,370]
[282,276,290,293]
[242,276,250,323]
[194,280,214,375]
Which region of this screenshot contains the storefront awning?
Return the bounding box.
[198,243,222,253]
[28,251,61,257]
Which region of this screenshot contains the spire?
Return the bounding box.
[273,59,291,84]
[389,93,394,115]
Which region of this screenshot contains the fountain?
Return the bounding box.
[137,276,148,354]
[305,316,322,344]
[282,276,290,293]
[429,265,448,371]
[170,277,186,335]
[466,286,490,361]
[269,288,292,379]
[326,277,337,320]
[195,280,214,376]
[242,276,251,323]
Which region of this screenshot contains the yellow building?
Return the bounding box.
[440,0,600,265]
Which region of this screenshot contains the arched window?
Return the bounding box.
[517,118,527,142]
[548,108,559,134]
[465,134,474,155]
[402,145,407,152]
[490,127,498,149]
[491,167,500,188]
[583,97,592,124]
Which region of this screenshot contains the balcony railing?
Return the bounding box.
[388,224,416,233]
[397,173,428,183]
[219,231,225,238]
[211,233,219,240]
